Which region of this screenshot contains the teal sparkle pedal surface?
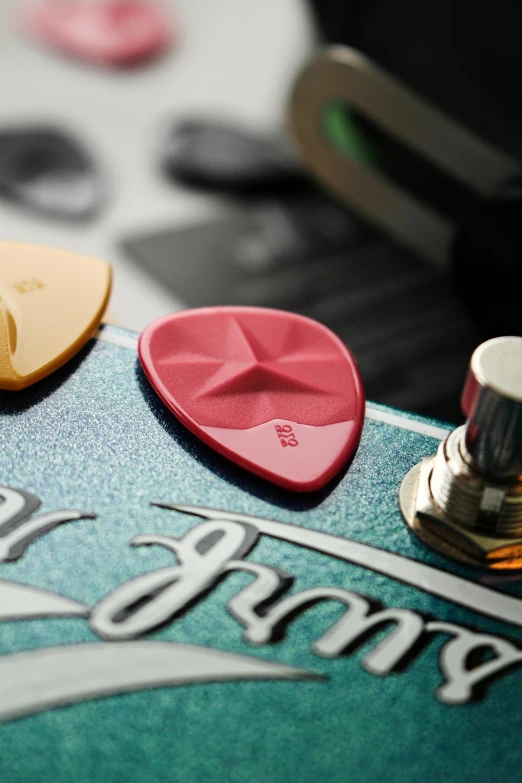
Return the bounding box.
[0,325,520,783]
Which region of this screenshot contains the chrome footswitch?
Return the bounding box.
[400,336,522,569]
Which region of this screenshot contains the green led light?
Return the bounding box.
[322,102,377,164]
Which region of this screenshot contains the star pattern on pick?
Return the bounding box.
[160,315,345,401]
[142,308,364,487]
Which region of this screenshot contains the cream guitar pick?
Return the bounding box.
[0,243,111,390]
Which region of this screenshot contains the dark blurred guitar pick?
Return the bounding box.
[21,0,174,67]
[161,119,309,195]
[0,127,104,221]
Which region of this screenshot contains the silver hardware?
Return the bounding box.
[400,337,522,568]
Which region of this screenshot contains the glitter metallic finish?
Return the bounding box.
[0,325,521,783]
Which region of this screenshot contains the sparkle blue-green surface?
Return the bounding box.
[0,326,520,782]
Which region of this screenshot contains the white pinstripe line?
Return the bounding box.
[94,328,139,351]
[364,406,450,440]
[94,330,451,440]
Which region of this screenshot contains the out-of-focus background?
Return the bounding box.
[0,0,315,325]
[1,0,521,422]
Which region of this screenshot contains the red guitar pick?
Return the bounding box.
[139,307,365,492]
[22,0,174,67]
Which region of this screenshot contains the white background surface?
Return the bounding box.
[0,0,315,330]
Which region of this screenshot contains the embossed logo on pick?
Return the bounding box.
[138,307,365,491]
[22,0,173,67]
[0,243,111,390]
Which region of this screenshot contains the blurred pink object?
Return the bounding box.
[21,0,175,67]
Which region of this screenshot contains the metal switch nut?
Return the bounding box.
[400,336,522,569]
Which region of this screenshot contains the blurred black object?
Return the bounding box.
[307,0,360,45]
[307,0,522,163]
[123,194,478,423]
[452,177,522,338]
[306,0,522,339]
[0,127,102,221]
[161,119,308,195]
